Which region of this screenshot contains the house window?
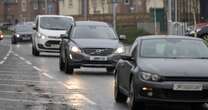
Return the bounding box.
[33,1,38,10]
[21,0,27,12]
[68,0,73,7]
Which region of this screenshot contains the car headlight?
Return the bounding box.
[16,34,20,38]
[115,46,125,54]
[0,35,3,38]
[70,46,81,53]
[141,72,160,81]
[38,33,47,39]
[196,28,201,32]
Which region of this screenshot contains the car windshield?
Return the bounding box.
[72,25,117,39]
[140,38,208,59]
[15,25,33,32]
[40,17,73,30]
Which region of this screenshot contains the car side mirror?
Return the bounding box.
[60,34,68,39]
[119,35,127,40]
[121,54,134,61]
[33,26,37,31]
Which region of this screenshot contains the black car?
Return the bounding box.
[11,24,34,44]
[114,35,208,110]
[59,21,126,74]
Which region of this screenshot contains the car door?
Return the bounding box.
[119,41,138,91]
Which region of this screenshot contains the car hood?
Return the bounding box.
[139,58,208,77]
[72,39,120,48]
[40,28,66,37]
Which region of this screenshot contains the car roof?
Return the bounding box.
[136,35,202,41]
[38,15,74,20]
[75,21,109,26]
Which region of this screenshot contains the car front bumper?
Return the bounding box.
[134,79,208,103]
[68,52,122,68]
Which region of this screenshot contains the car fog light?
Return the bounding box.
[142,87,152,91]
[147,92,153,96]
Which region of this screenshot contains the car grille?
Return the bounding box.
[162,77,208,82]
[162,89,208,100]
[48,36,60,39]
[45,40,60,47]
[83,48,114,56]
[20,34,32,37]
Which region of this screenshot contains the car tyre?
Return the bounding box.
[32,46,40,56]
[129,80,145,110]
[64,57,74,74]
[59,52,65,71]
[114,72,127,103]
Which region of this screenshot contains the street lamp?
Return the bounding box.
[112,0,117,31]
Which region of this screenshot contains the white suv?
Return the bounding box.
[32,15,74,56]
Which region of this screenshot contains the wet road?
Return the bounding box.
[0,38,207,110]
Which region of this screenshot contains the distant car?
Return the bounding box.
[114,35,208,110]
[59,21,126,74]
[0,31,3,40]
[185,22,208,39]
[11,24,34,44]
[32,15,74,56]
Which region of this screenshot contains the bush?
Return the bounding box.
[117,26,150,44]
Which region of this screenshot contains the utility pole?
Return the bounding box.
[112,0,117,31]
[168,0,172,35]
[45,0,48,14]
[83,0,88,20]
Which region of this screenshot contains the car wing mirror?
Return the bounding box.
[121,54,134,61]
[60,34,68,39]
[119,35,127,40]
[33,26,37,31]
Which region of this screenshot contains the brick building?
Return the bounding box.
[0,0,59,23]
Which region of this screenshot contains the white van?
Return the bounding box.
[32,15,74,56]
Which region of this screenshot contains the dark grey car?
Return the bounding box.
[11,24,34,44]
[59,21,125,74]
[114,35,208,110]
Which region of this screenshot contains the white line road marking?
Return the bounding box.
[0,44,12,64]
[11,52,97,105]
[0,97,70,105]
[25,60,32,65]
[33,66,41,72]
[19,56,25,61]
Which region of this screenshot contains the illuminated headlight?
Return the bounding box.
[0,35,3,38]
[16,34,20,38]
[141,72,160,81]
[70,46,81,53]
[38,33,47,39]
[115,47,125,54]
[196,28,201,32]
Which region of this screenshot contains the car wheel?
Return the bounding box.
[114,73,127,103]
[107,67,115,73]
[64,57,74,74]
[32,46,40,56]
[129,80,145,110]
[59,52,65,71]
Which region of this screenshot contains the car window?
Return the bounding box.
[40,17,73,30]
[140,38,208,58]
[71,25,117,39]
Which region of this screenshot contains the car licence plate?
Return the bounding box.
[22,37,30,40]
[50,44,59,48]
[90,56,107,61]
[173,83,202,91]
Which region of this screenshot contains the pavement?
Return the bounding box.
[0,37,207,110]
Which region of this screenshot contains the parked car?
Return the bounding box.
[11,24,34,44]
[32,15,74,56]
[0,31,3,40]
[185,22,208,39]
[59,21,126,74]
[114,35,208,110]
